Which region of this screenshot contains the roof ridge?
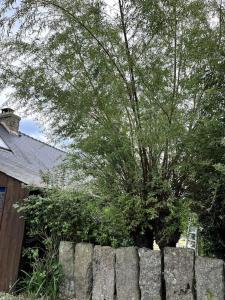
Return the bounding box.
[19,131,67,154]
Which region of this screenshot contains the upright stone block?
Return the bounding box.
[116,247,140,300]
[138,248,162,300]
[92,246,116,300]
[74,243,93,300]
[195,256,225,300]
[164,247,195,300]
[59,241,75,299]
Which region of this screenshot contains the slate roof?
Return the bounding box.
[0,124,67,186]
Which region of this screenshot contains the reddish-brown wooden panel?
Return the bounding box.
[0,209,3,226]
[0,172,27,291]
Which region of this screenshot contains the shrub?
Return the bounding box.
[15,189,91,243]
[15,188,155,247]
[16,238,63,300]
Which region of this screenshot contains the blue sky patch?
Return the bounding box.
[20,119,42,137]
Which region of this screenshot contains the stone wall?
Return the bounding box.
[59,242,225,300]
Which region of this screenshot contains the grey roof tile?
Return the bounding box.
[0,124,67,186]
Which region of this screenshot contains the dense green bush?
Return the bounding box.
[15,188,156,248]
[16,188,191,248]
[16,189,128,247]
[15,189,92,243]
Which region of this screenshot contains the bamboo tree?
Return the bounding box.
[0,0,223,248]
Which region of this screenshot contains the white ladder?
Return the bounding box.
[185,218,198,255]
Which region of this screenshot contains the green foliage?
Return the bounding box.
[185,53,225,259]
[16,189,155,247]
[1,0,225,248]
[16,239,63,300]
[16,187,194,249]
[15,189,92,243]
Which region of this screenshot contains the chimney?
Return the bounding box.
[0,108,21,134]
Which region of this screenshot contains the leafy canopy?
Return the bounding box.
[1,0,224,247]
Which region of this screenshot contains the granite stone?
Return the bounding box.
[139,248,162,300]
[74,243,93,300]
[164,247,195,300]
[92,245,116,300]
[195,256,225,300]
[116,247,140,300]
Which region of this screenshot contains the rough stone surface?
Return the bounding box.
[58,242,225,300]
[138,248,161,300]
[92,246,116,300]
[59,241,75,300]
[0,112,21,133]
[195,256,225,300]
[74,243,93,300]
[164,247,194,300]
[116,247,140,300]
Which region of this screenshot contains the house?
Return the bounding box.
[0,108,66,291]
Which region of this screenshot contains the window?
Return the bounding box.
[0,187,6,209]
[0,137,10,151]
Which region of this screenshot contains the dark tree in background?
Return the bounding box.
[187,55,225,259]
